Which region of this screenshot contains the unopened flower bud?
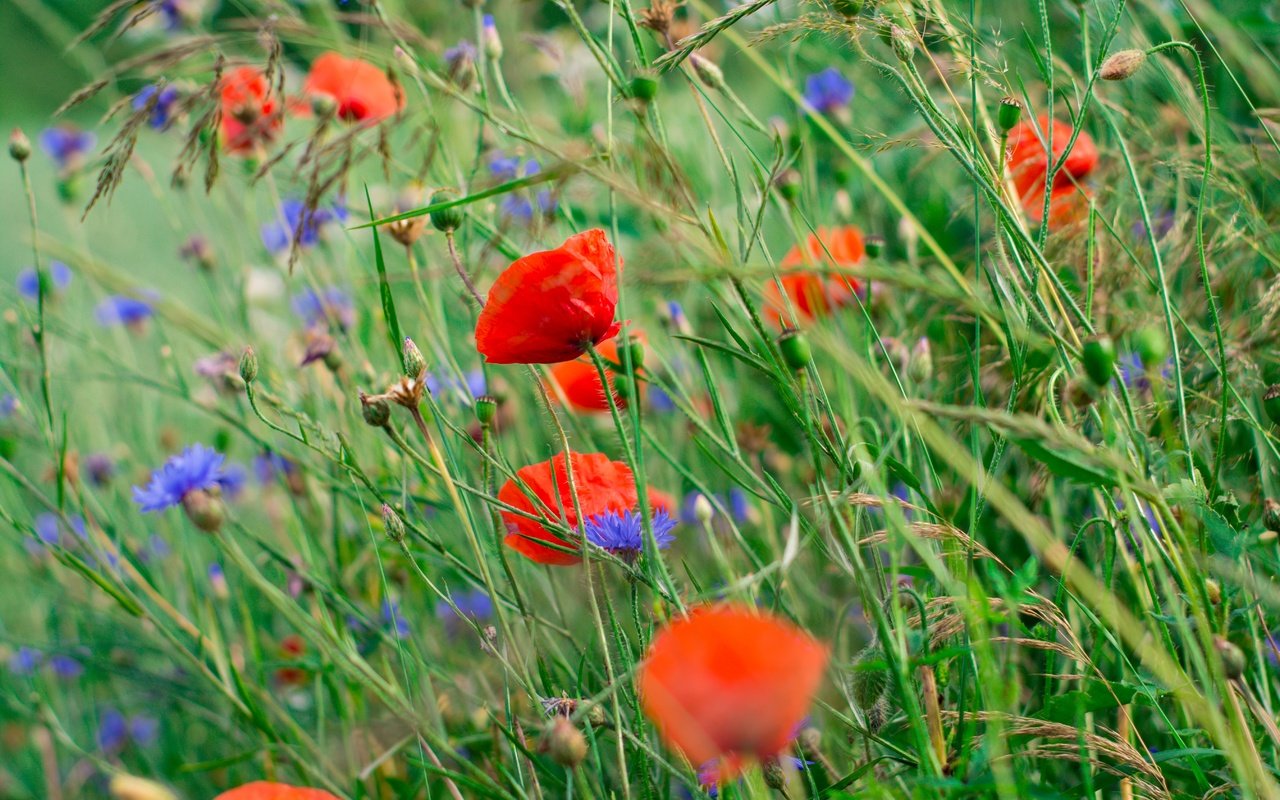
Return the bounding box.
[690,55,725,91]
[1081,335,1116,386]
[382,503,406,543]
[430,190,463,233]
[239,346,258,384]
[908,337,932,382]
[1099,49,1147,81]
[9,128,31,162]
[182,489,225,532]
[851,642,890,713]
[778,328,812,371]
[1214,636,1245,679]
[623,337,645,371]
[763,759,787,790]
[889,25,915,62]
[1205,579,1221,605]
[997,96,1022,134]
[403,337,426,378]
[692,493,714,525]
[360,390,392,428]
[775,168,802,202]
[544,717,588,768]
[310,92,338,119]
[479,14,503,60]
[475,395,498,426]
[628,75,659,103]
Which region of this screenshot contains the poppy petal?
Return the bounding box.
[214,781,341,800]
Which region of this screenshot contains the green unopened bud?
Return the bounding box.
[614,374,636,404]
[864,234,885,259]
[1081,335,1116,386]
[182,489,225,532]
[544,717,588,768]
[997,96,1023,134]
[1099,49,1147,81]
[360,390,392,428]
[1214,636,1245,679]
[1264,384,1280,426]
[778,328,812,371]
[430,190,462,233]
[1134,328,1167,368]
[56,174,84,204]
[310,92,338,119]
[628,75,659,103]
[889,25,915,62]
[690,55,725,91]
[239,346,258,384]
[775,168,802,203]
[850,642,890,713]
[908,337,932,382]
[9,128,31,162]
[584,703,606,728]
[1205,578,1221,605]
[763,759,787,790]
[382,503,406,543]
[403,337,426,378]
[475,394,498,426]
[623,337,645,371]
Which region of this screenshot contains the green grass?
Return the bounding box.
[4,0,1280,798]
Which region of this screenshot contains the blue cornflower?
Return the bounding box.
[133,84,181,129]
[253,451,296,484]
[97,709,158,752]
[647,383,677,413]
[49,655,83,679]
[132,443,232,512]
[8,647,42,676]
[34,513,61,546]
[153,0,192,29]
[425,369,487,402]
[727,488,751,524]
[488,152,524,180]
[16,261,72,300]
[584,508,676,559]
[445,40,477,69]
[381,600,411,638]
[802,68,854,114]
[291,286,354,330]
[0,395,16,418]
[1116,352,1172,394]
[220,463,248,500]
[435,588,494,630]
[129,715,160,747]
[39,126,96,170]
[261,199,348,254]
[85,452,115,485]
[95,295,155,326]
[1132,209,1175,241]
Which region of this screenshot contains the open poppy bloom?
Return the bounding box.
[545,335,643,412]
[765,226,865,325]
[1007,116,1098,225]
[475,229,622,364]
[303,52,404,124]
[219,66,281,155]
[498,451,637,565]
[639,605,828,778]
[214,782,340,800]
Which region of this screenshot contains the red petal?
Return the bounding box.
[215,782,341,800]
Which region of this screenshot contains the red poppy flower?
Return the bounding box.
[219,67,282,155]
[639,605,828,773]
[648,488,676,516]
[1007,116,1098,224]
[475,229,622,365]
[214,782,340,800]
[545,336,644,412]
[303,52,404,124]
[498,451,637,565]
[765,226,865,325]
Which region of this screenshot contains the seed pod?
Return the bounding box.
[430,190,463,233]
[1265,385,1280,426]
[475,395,498,426]
[997,97,1022,134]
[1081,335,1116,386]
[238,346,258,384]
[628,76,659,103]
[778,328,813,371]
[1099,49,1147,81]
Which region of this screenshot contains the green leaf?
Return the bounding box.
[1012,437,1118,487]
[365,186,402,362]
[52,549,144,617]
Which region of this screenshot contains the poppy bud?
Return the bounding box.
[828,0,864,17]
[778,328,812,371]
[1081,335,1116,386]
[475,394,498,426]
[1264,385,1280,426]
[628,75,659,103]
[864,234,885,259]
[9,128,31,162]
[239,346,258,384]
[889,25,915,62]
[1099,49,1147,81]
[360,390,391,428]
[182,489,225,532]
[1214,636,1245,679]
[544,717,588,768]
[850,642,889,714]
[690,55,725,91]
[614,374,636,404]
[1134,328,1167,368]
[382,503,406,544]
[623,337,645,371]
[430,190,463,233]
[403,337,427,378]
[997,97,1022,134]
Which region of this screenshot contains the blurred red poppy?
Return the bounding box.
[475,229,622,364]
[303,52,404,124]
[498,451,637,565]
[648,488,676,516]
[639,605,828,773]
[1007,116,1098,224]
[765,226,865,324]
[215,782,340,800]
[219,66,281,155]
[274,634,307,687]
[545,336,643,412]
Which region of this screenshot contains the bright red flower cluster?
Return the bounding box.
[1007,115,1099,225]
[765,225,866,325]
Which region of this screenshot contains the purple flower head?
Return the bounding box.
[1117,352,1172,394]
[220,463,248,500]
[425,369,487,403]
[34,513,61,546]
[488,152,523,180]
[97,709,128,752]
[647,384,676,413]
[49,655,83,679]
[39,126,96,170]
[262,199,347,254]
[803,68,854,114]
[1132,209,1175,242]
[0,395,16,418]
[291,286,354,330]
[193,351,238,379]
[381,600,411,639]
[8,647,43,675]
[445,41,477,68]
[132,443,232,512]
[16,261,72,300]
[133,84,181,129]
[727,488,750,524]
[434,588,494,629]
[129,715,159,747]
[95,295,155,327]
[253,451,296,485]
[85,452,116,486]
[584,508,676,559]
[153,0,195,29]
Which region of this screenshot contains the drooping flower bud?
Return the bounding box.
[403,337,427,378]
[430,190,463,233]
[1081,335,1116,386]
[544,717,588,768]
[997,96,1022,134]
[9,128,32,162]
[1099,49,1147,81]
[239,346,258,384]
[851,642,890,730]
[382,503,406,543]
[778,328,813,371]
[360,390,392,428]
[475,394,498,426]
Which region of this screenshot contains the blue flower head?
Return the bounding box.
[49,654,83,679]
[803,68,854,114]
[435,588,494,628]
[291,286,354,330]
[98,709,128,752]
[584,508,676,559]
[262,199,347,254]
[39,126,96,169]
[8,647,42,676]
[132,443,232,512]
[253,451,296,485]
[1117,352,1171,394]
[381,600,411,638]
[0,395,16,418]
[16,261,72,300]
[133,84,181,130]
[425,369,487,403]
[95,295,155,326]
